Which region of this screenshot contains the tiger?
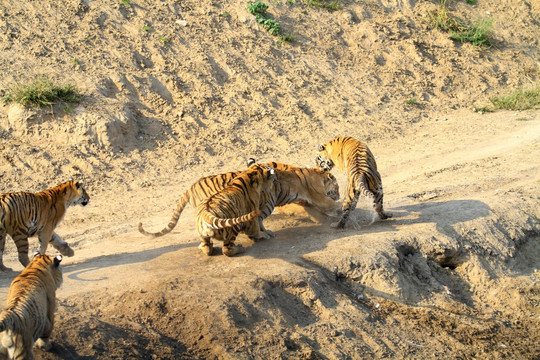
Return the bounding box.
[247,160,340,236]
[0,253,63,360]
[196,164,277,257]
[138,160,340,238]
[137,171,243,238]
[315,136,392,229]
[0,180,89,271]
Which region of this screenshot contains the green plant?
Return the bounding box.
[2,76,80,108]
[466,0,476,4]
[247,2,293,42]
[220,11,230,17]
[71,58,79,66]
[472,105,493,114]
[489,86,540,111]
[406,97,418,106]
[159,36,170,43]
[120,0,130,6]
[449,17,493,48]
[429,0,492,48]
[142,25,153,32]
[302,0,340,11]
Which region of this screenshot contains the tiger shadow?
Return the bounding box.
[63,242,195,282]
[245,199,492,260]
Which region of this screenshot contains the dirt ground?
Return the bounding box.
[0,0,539,359]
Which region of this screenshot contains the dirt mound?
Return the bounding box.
[0,0,538,359]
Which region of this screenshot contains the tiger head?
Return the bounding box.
[31,252,63,288]
[323,172,340,200]
[65,180,90,207]
[314,143,335,172]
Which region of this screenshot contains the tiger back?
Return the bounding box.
[196,165,277,257]
[137,171,242,237]
[315,136,392,228]
[0,180,89,271]
[0,253,63,360]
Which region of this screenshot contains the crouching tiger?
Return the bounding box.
[196,164,277,256]
[0,180,89,271]
[0,253,63,360]
[138,161,340,238]
[315,136,392,229]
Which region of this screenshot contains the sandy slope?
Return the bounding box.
[0,0,538,359]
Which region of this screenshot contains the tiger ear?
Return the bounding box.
[54,255,63,267]
[32,251,41,259]
[247,158,257,167]
[318,144,325,152]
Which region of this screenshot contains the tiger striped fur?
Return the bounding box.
[0,253,63,360]
[138,161,339,238]
[0,180,89,271]
[137,171,242,237]
[196,164,277,257]
[249,161,340,236]
[315,136,392,229]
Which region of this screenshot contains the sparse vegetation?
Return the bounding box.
[120,0,130,6]
[248,2,293,42]
[220,11,230,17]
[302,0,340,11]
[489,86,540,110]
[2,76,80,108]
[159,36,170,43]
[429,0,492,48]
[142,25,153,32]
[406,97,418,106]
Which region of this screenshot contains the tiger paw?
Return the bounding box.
[223,244,245,257]
[35,338,52,351]
[250,232,271,242]
[330,221,345,229]
[379,212,393,220]
[265,229,276,238]
[56,244,75,257]
[198,243,214,256]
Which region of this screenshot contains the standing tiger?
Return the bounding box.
[315,136,392,229]
[0,180,89,271]
[196,164,277,256]
[0,253,63,360]
[138,161,339,238]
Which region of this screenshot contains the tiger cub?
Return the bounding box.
[138,161,339,238]
[0,180,89,271]
[0,253,63,360]
[196,165,277,257]
[315,136,392,228]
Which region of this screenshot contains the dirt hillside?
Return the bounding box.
[0,0,538,359]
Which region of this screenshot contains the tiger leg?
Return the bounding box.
[0,228,10,271]
[259,218,275,238]
[332,180,360,229]
[49,232,75,257]
[35,319,53,351]
[246,219,270,242]
[373,183,392,220]
[222,234,245,257]
[198,236,214,256]
[12,232,30,267]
